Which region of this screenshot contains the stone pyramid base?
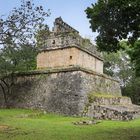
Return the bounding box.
[84,94,140,120]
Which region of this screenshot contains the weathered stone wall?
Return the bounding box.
[87,104,137,120]
[0,69,121,116]
[77,48,103,74]
[45,34,82,48]
[53,17,79,34]
[37,47,103,74]
[37,47,77,69]
[90,96,132,105]
[80,71,121,97]
[82,93,140,121]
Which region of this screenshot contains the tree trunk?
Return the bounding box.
[0,75,14,108]
[0,83,8,108]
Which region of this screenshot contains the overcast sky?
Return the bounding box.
[0,0,98,42]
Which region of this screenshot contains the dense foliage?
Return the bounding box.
[103,49,133,87]
[86,0,140,76]
[103,44,140,105]
[122,77,140,105]
[86,0,140,52]
[129,40,140,76]
[0,0,49,74]
[0,0,49,47]
[35,24,50,48]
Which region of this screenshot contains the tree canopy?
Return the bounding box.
[0,0,50,107]
[0,0,50,47]
[128,40,140,76]
[86,0,140,76]
[0,0,50,74]
[85,0,140,52]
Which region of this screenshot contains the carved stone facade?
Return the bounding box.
[37,17,103,74]
[37,47,103,74]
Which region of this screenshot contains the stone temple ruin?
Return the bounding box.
[1,17,140,120]
[37,17,103,74]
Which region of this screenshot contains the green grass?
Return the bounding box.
[0,109,140,140]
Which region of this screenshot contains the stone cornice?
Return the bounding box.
[39,45,103,61]
[14,66,119,83]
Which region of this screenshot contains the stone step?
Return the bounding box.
[132,105,140,119]
[88,94,132,106]
[86,104,140,121]
[134,113,140,119]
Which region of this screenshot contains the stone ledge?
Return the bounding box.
[88,94,132,105]
[39,45,103,61]
[13,66,119,83]
[87,104,140,120]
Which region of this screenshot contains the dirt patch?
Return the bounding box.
[0,125,33,138]
[17,112,44,118]
[0,125,10,131]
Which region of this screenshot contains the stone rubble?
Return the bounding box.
[73,120,101,125]
[85,95,140,120]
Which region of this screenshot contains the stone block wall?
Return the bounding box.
[45,34,82,48]
[82,92,140,120]
[37,47,103,74]
[89,95,132,106]
[0,68,121,116]
[86,104,136,120]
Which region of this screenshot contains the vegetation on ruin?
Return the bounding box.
[35,25,50,48]
[88,93,125,103]
[81,38,92,48]
[60,31,80,39]
[0,109,140,140]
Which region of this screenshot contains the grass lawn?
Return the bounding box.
[0,109,140,140]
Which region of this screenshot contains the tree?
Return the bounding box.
[85,0,140,52]
[35,24,50,48]
[129,40,140,76]
[0,43,38,107]
[103,42,140,105]
[0,0,49,107]
[86,0,140,76]
[0,0,50,47]
[103,47,133,87]
[122,77,140,105]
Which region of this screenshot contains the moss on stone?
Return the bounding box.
[81,38,92,48]
[88,93,127,103]
[37,74,49,80]
[82,103,91,116]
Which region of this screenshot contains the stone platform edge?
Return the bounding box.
[13,66,119,83]
[39,45,103,61]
